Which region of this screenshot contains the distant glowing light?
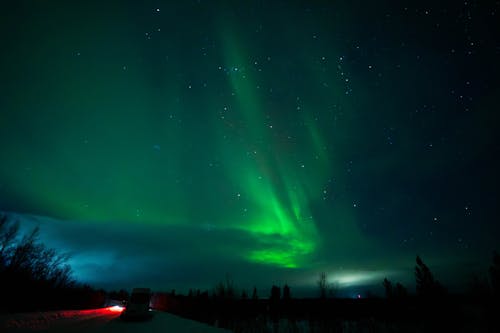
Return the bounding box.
[303,271,392,288]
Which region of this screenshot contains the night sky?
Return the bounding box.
[1,0,499,296]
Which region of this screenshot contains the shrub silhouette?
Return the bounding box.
[0,213,105,311]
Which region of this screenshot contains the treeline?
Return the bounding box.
[382,253,500,300]
[0,213,106,312]
[150,255,500,332]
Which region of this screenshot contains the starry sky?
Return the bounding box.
[1,0,499,296]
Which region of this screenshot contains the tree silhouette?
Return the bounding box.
[383,278,407,299]
[283,284,291,301]
[415,256,433,294]
[317,272,328,298]
[468,274,489,298]
[270,285,280,301]
[269,285,281,327]
[489,251,500,296]
[251,286,258,300]
[109,289,129,301]
[0,214,19,262]
[0,213,77,311]
[394,282,408,298]
[214,274,235,299]
[1,215,73,288]
[383,278,393,298]
[415,255,445,298]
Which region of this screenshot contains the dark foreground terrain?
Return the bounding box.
[151,293,497,332]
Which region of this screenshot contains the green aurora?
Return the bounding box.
[1,0,499,293]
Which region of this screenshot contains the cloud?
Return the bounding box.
[10,212,313,291]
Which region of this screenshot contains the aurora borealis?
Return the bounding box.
[1,0,500,295]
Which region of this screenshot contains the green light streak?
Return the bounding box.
[218,28,328,268]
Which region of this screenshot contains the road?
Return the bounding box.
[0,307,230,333]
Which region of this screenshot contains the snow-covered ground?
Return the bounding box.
[0,307,231,333]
